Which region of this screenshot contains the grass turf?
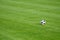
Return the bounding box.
[0,0,60,40]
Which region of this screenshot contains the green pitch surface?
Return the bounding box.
[0,0,60,40]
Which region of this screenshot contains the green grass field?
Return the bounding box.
[0,0,60,40]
